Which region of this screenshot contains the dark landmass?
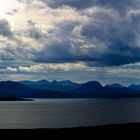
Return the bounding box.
[0,123,140,137]
[21,80,81,91]
[0,97,33,101]
[71,81,140,98]
[35,122,140,131]
[105,83,126,88]
[0,80,140,99]
[129,84,140,91]
[36,123,140,137]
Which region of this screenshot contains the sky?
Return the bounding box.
[0,0,140,85]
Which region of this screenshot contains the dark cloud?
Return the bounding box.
[34,41,140,67]
[26,27,45,40]
[80,7,140,66]
[88,46,140,66]
[0,19,12,37]
[95,0,140,13]
[33,40,97,63]
[42,0,140,12]
[42,0,93,9]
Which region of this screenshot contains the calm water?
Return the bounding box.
[0,98,140,128]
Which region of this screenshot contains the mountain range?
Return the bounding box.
[20,80,80,91]
[0,80,139,99]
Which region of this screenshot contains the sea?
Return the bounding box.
[0,98,139,129]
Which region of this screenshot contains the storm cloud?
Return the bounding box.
[30,4,140,66]
[1,0,140,67]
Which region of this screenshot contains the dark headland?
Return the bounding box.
[0,97,33,101]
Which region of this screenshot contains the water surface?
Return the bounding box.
[0,98,139,128]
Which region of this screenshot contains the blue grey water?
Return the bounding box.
[0,98,140,129]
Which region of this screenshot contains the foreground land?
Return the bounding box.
[0,123,140,138]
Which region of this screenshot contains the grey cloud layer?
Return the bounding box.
[0,0,138,83]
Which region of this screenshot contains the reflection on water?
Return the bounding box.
[0,98,139,128]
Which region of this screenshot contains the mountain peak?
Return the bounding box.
[129,84,140,91]
[105,83,125,88]
[38,80,49,84]
[83,81,103,88]
[51,80,58,84]
[60,80,72,83]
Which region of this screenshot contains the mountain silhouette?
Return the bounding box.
[129,84,140,91]
[0,80,139,99]
[71,81,140,98]
[105,83,126,88]
[21,80,81,91]
[72,81,103,94]
[0,81,73,98]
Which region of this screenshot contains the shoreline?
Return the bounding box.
[0,123,139,135]
[0,123,139,137]
[0,122,140,130]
